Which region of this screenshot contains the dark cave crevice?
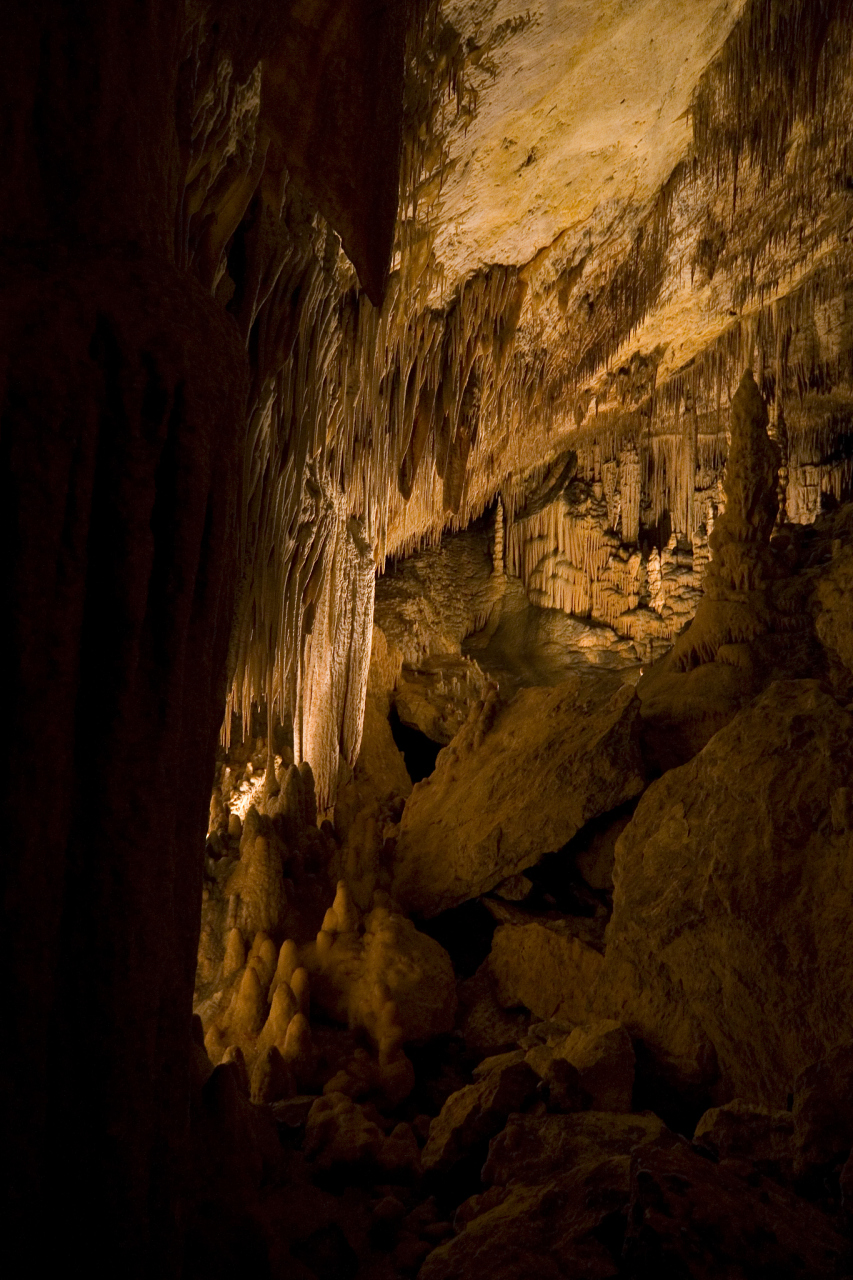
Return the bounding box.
[388,702,442,782]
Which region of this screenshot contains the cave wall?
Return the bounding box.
[1,2,411,1272]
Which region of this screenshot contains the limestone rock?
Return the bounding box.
[638,658,757,772]
[482,1110,668,1188]
[472,1050,526,1082]
[343,690,412,814]
[309,898,457,1046]
[539,1057,586,1115]
[250,1046,296,1106]
[814,544,853,678]
[393,675,646,916]
[492,873,534,902]
[377,1122,421,1179]
[224,831,289,939]
[594,680,853,1104]
[332,691,412,911]
[424,1107,672,1280]
[282,1012,315,1092]
[573,813,631,892]
[219,1045,249,1096]
[624,1143,852,1278]
[395,653,491,745]
[303,1093,385,1172]
[456,961,531,1057]
[693,1098,795,1174]
[791,1043,853,1173]
[421,1060,539,1174]
[489,920,604,1023]
[558,1021,635,1113]
[419,1159,631,1280]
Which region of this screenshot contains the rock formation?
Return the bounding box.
[392,675,646,916]
[594,679,853,1105]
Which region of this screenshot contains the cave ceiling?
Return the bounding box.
[427,0,745,299]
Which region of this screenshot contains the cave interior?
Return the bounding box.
[7,1,853,1276]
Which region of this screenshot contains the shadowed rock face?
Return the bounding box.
[2,2,411,1273]
[3,246,247,1279]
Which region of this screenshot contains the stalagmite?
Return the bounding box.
[250,1046,296,1105]
[259,980,298,1050]
[290,968,310,1018]
[220,1046,251,1097]
[270,939,300,1001]
[282,1012,315,1091]
[247,933,278,992]
[223,928,246,978]
[230,965,267,1040]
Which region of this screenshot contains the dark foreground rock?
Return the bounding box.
[624,1143,853,1279]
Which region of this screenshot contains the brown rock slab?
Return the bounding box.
[539,1057,587,1114]
[395,653,491,745]
[392,675,646,916]
[593,680,853,1105]
[472,1049,526,1081]
[421,1060,539,1174]
[489,920,604,1022]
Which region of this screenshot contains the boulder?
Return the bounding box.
[693,1098,795,1176]
[593,680,853,1105]
[489,920,604,1022]
[558,1021,635,1113]
[392,675,646,916]
[303,1093,385,1172]
[473,1041,588,1114]
[472,1049,526,1081]
[418,1158,631,1280]
[422,1109,673,1280]
[482,1110,668,1188]
[624,1143,852,1279]
[421,1060,539,1174]
[539,1057,587,1114]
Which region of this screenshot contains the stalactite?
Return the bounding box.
[493,499,504,576]
[196,0,853,803]
[300,502,375,813]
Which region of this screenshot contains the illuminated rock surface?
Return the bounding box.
[393,675,647,916]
